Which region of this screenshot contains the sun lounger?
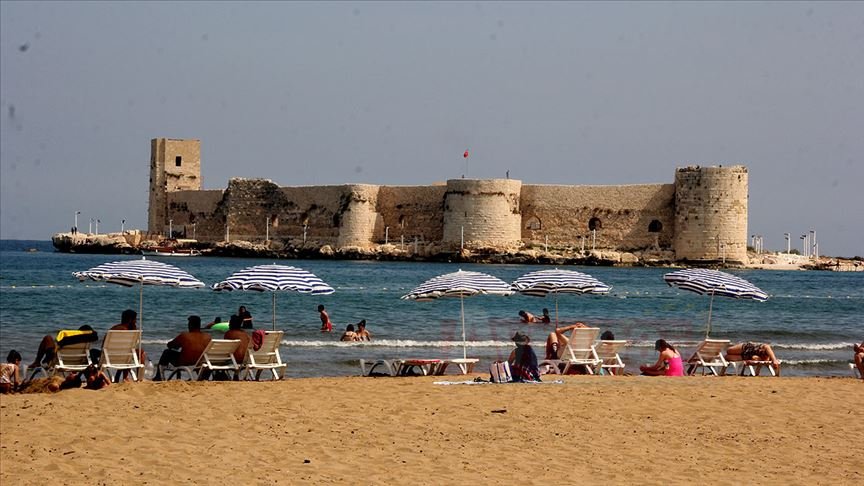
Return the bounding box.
[28,341,93,380]
[538,327,601,375]
[359,359,403,377]
[242,331,286,380]
[396,359,441,376]
[730,358,782,376]
[99,330,145,382]
[685,339,731,376]
[432,358,480,375]
[160,339,242,381]
[596,340,627,376]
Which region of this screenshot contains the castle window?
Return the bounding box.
[525,216,541,231]
[648,220,663,233]
[175,156,182,167]
[588,217,602,231]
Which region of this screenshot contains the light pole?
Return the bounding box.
[168,219,173,239]
[801,234,807,256]
[385,226,389,245]
[121,219,126,233]
[784,233,790,253]
[303,224,308,244]
[89,218,93,234]
[265,217,270,242]
[810,230,817,259]
[192,222,197,240]
[95,219,100,234]
[74,211,80,232]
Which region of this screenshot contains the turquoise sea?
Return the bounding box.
[0,240,861,378]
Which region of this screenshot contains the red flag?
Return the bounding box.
[463,150,469,158]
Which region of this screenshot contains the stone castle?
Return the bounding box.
[148,138,750,264]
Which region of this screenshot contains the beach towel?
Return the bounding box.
[56,329,98,347]
[251,329,266,351]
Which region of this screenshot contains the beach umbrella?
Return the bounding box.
[212,264,334,330]
[510,268,611,327]
[401,269,513,359]
[663,268,768,337]
[73,257,205,356]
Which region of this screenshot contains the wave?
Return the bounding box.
[774,342,856,351]
[781,359,848,366]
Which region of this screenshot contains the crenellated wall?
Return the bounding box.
[442,179,523,249]
[147,138,751,261]
[674,166,749,263]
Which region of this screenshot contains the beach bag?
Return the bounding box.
[490,361,512,383]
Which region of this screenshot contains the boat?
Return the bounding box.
[141,247,201,257]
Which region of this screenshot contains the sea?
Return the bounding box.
[0,240,861,378]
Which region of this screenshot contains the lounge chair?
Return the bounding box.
[28,341,93,380]
[159,339,242,381]
[432,358,480,375]
[539,327,602,375]
[99,330,145,382]
[685,339,731,376]
[241,331,286,381]
[396,359,441,376]
[730,358,782,377]
[359,359,403,377]
[596,340,627,376]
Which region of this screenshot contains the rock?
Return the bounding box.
[319,245,334,256]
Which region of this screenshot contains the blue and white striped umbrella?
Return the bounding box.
[212,264,334,329]
[663,268,769,336]
[511,269,611,326]
[402,270,512,359]
[74,257,205,356]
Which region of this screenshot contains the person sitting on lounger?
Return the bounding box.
[855,341,864,381]
[224,315,250,365]
[725,342,781,373]
[355,320,372,341]
[518,310,538,323]
[28,325,98,370]
[109,309,138,331]
[540,308,551,324]
[640,339,684,376]
[508,331,541,382]
[544,322,589,360]
[152,316,212,381]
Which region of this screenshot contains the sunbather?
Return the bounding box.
[109,309,138,331]
[28,325,98,369]
[153,315,212,381]
[508,331,541,382]
[640,339,684,376]
[725,342,781,373]
[0,350,22,393]
[544,322,588,360]
[224,315,250,364]
[853,341,863,380]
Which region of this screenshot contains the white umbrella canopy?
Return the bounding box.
[663,268,769,337]
[401,269,513,359]
[212,264,335,330]
[510,268,611,327]
[73,257,206,354]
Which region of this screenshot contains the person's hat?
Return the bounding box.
[512,331,530,345]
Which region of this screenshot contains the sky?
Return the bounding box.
[1,1,862,257]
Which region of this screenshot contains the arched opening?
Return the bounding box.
[588,217,602,231]
[525,215,541,231]
[648,220,662,232]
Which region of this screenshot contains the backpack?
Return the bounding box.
[490,361,512,383]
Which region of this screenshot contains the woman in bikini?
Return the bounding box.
[640,339,684,376]
[726,342,781,374]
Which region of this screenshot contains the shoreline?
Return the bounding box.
[2,376,861,484]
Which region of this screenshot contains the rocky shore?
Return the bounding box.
[49,231,862,270]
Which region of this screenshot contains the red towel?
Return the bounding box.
[251,329,266,351]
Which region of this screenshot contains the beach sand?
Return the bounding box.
[1,376,862,485]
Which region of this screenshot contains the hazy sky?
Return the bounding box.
[2,1,862,256]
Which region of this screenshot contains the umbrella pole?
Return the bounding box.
[139,280,144,380]
[460,293,467,360]
[706,291,715,338]
[272,293,276,331]
[554,293,560,329]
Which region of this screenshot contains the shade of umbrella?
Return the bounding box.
[663,268,768,337]
[401,269,513,359]
[510,268,611,327]
[212,264,335,330]
[73,257,205,356]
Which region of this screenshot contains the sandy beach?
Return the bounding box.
[1,375,861,485]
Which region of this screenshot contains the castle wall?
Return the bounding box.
[167,189,223,240]
[520,184,675,250]
[376,185,447,245]
[148,138,201,235]
[442,179,522,249]
[336,185,382,248]
[674,166,749,263]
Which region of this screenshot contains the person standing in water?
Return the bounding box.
[318,304,333,333]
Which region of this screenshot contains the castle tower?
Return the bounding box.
[148,138,201,236]
[673,165,749,264]
[442,179,522,249]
